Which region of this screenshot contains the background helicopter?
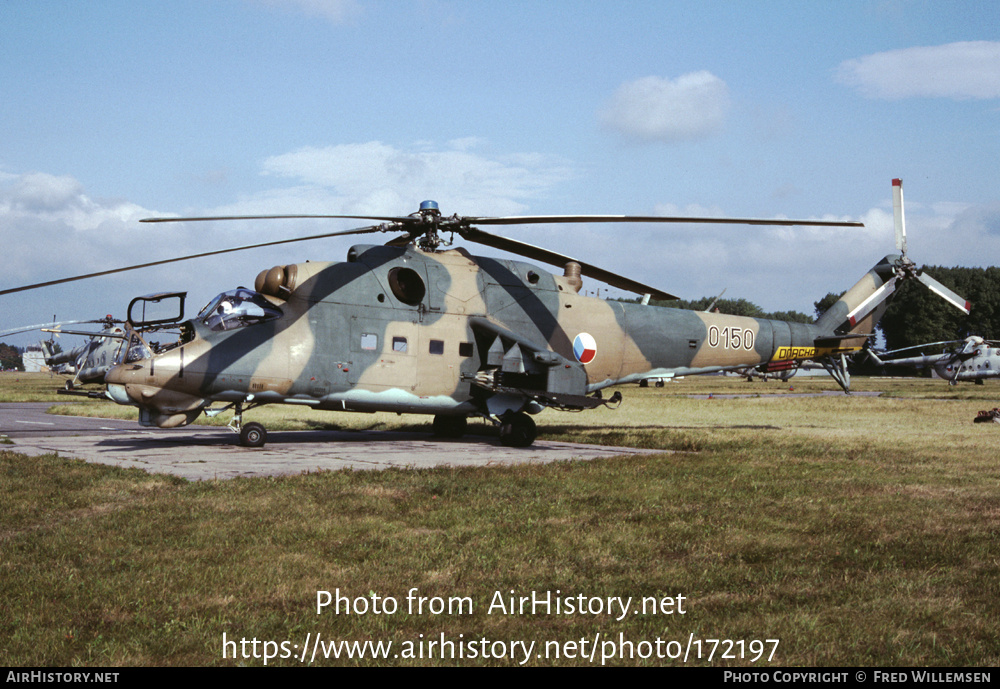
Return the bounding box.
[2,180,969,448]
[867,335,1000,385]
[0,317,126,390]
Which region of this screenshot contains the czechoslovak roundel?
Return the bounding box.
[573,333,597,364]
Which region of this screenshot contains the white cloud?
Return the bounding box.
[255,0,362,24]
[256,140,575,215]
[0,172,188,339]
[1,172,148,231]
[836,41,1000,100]
[599,72,730,143]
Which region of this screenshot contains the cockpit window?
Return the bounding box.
[197,288,282,332]
[123,333,151,364]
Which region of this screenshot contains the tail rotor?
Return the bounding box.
[891,178,971,315]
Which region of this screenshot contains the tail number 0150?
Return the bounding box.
[708,325,754,351]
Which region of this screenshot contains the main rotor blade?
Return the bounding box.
[880,339,965,357]
[917,271,972,314]
[41,328,128,339]
[464,214,864,228]
[140,213,414,224]
[460,226,678,301]
[0,224,389,296]
[0,319,118,338]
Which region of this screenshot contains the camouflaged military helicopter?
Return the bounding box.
[3,179,969,447]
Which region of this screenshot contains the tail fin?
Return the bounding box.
[39,340,55,362]
[815,254,899,336]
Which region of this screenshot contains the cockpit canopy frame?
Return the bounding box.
[127,292,187,328]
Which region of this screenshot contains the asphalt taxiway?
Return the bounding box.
[0,403,658,481]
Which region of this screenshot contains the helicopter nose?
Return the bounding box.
[104,364,135,405]
[106,382,133,406]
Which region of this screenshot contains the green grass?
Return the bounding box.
[1,372,998,666]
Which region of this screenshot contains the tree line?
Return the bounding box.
[0,343,24,371]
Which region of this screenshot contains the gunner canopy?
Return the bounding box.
[197,288,282,331]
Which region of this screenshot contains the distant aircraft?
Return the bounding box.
[868,336,1000,385]
[0,316,126,389]
[43,321,128,389]
[733,361,799,382]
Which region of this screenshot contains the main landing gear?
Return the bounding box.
[431,412,537,447]
[498,412,536,448]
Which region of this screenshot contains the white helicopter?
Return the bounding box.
[868,336,1000,385]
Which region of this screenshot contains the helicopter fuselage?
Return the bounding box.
[104,243,881,436]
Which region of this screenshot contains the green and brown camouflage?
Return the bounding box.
[5,182,966,447]
[103,242,900,446]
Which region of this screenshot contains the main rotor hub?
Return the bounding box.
[412,200,457,251]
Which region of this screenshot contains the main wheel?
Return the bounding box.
[432,414,468,438]
[499,412,537,448]
[239,422,267,448]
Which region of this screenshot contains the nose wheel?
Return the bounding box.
[222,399,268,447]
[239,422,268,448]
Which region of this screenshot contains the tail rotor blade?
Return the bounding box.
[892,178,907,256]
[917,271,971,315]
[846,276,898,327]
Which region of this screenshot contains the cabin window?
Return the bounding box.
[429,339,444,355]
[392,336,407,353]
[459,342,474,357]
[360,333,378,351]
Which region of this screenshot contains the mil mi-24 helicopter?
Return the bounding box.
[868,336,1000,385]
[0,316,126,389]
[2,179,969,447]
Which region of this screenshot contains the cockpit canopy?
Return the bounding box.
[197,288,282,331]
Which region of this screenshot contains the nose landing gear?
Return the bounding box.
[239,421,267,448]
[209,397,269,447]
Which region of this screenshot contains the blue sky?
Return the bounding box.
[2,0,999,348]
